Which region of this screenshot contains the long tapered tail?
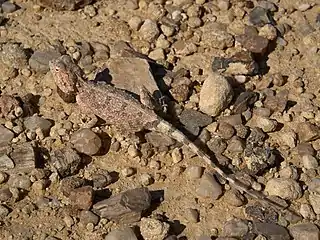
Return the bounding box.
[154,119,297,213]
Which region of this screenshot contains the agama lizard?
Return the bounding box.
[49,55,298,215]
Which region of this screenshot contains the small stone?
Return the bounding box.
[140,19,160,42]
[236,34,269,53]
[63,215,74,228]
[140,217,170,240]
[249,7,272,27]
[298,3,311,12]
[196,172,222,200]
[2,1,17,13]
[70,128,102,155]
[69,186,94,210]
[0,188,13,202]
[223,190,245,207]
[83,5,96,17]
[289,223,319,240]
[226,137,245,153]
[92,173,112,188]
[171,148,183,164]
[199,73,233,117]
[200,22,234,49]
[160,24,175,37]
[265,178,302,200]
[259,24,278,40]
[216,122,235,139]
[253,222,290,240]
[309,193,320,214]
[140,173,153,186]
[222,218,249,238]
[0,125,14,147]
[0,204,10,218]
[127,145,140,158]
[302,155,318,169]
[185,165,204,179]
[8,174,32,190]
[217,0,230,11]
[183,208,199,223]
[105,227,138,240]
[0,172,8,184]
[145,132,175,148]
[296,122,319,142]
[121,167,135,177]
[29,50,61,73]
[148,48,165,60]
[169,84,190,102]
[255,117,278,133]
[179,109,212,136]
[299,204,316,220]
[24,115,53,136]
[278,166,298,180]
[0,43,28,69]
[79,210,100,226]
[308,178,320,194]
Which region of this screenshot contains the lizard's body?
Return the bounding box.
[49,55,296,214]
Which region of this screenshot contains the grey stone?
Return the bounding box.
[249,7,272,27]
[29,50,61,73]
[308,178,320,194]
[237,33,269,53]
[70,128,101,155]
[24,115,53,135]
[253,222,290,240]
[139,19,160,42]
[2,1,17,13]
[196,172,222,200]
[296,122,320,142]
[288,223,319,240]
[299,203,316,220]
[199,72,233,117]
[179,109,212,136]
[222,218,249,237]
[105,227,138,240]
[302,155,318,169]
[8,174,32,190]
[309,193,320,214]
[265,178,302,200]
[0,204,10,217]
[79,210,100,226]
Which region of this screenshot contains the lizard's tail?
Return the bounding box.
[154,120,290,212]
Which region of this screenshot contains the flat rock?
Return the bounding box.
[37,0,93,10]
[196,172,222,200]
[253,222,290,240]
[296,122,320,142]
[179,109,212,136]
[29,50,61,74]
[0,42,28,69]
[249,6,272,27]
[309,193,320,214]
[288,223,319,240]
[265,178,302,200]
[70,128,101,155]
[93,187,151,224]
[105,227,138,240]
[236,34,269,53]
[222,218,249,238]
[23,115,53,136]
[199,72,233,117]
[104,57,161,98]
[145,132,175,148]
[0,95,21,120]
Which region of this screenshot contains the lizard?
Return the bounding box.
[49,55,298,216]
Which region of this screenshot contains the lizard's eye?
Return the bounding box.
[54,67,60,72]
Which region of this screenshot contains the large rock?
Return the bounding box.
[288,223,319,240]
[265,178,302,200]
[199,73,233,117]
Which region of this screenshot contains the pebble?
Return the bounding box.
[222,218,249,238]
[299,204,316,220]
[140,173,153,186]
[83,5,96,17]
[145,132,175,148]
[179,109,212,136]
[127,145,140,158]
[0,171,8,183]
[140,217,170,240]
[223,190,245,207]
[248,7,272,26]
[2,1,17,13]
[171,148,183,164]
[216,122,235,140]
[309,193,320,214]
[121,167,135,177]
[69,186,94,210]
[199,73,233,117]
[278,166,299,180]
[148,48,165,60]
[288,223,319,240]
[302,155,318,169]
[105,227,138,240]
[183,208,199,223]
[169,84,190,102]
[236,33,269,53]
[139,19,160,42]
[23,115,53,136]
[253,222,290,240]
[0,204,10,218]
[226,137,245,153]
[160,24,175,37]
[28,50,61,73]
[265,178,302,200]
[255,116,278,133]
[79,210,100,226]
[8,174,32,190]
[63,215,74,228]
[201,22,234,49]
[308,178,320,194]
[0,43,29,69]
[185,165,204,180]
[196,172,222,200]
[92,173,112,188]
[0,125,14,147]
[259,24,278,40]
[296,122,319,142]
[70,128,102,155]
[0,188,13,202]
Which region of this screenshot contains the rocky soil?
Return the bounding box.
[0,0,319,239]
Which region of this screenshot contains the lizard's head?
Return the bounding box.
[49,55,80,103]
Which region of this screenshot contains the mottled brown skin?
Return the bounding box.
[49,55,299,215]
